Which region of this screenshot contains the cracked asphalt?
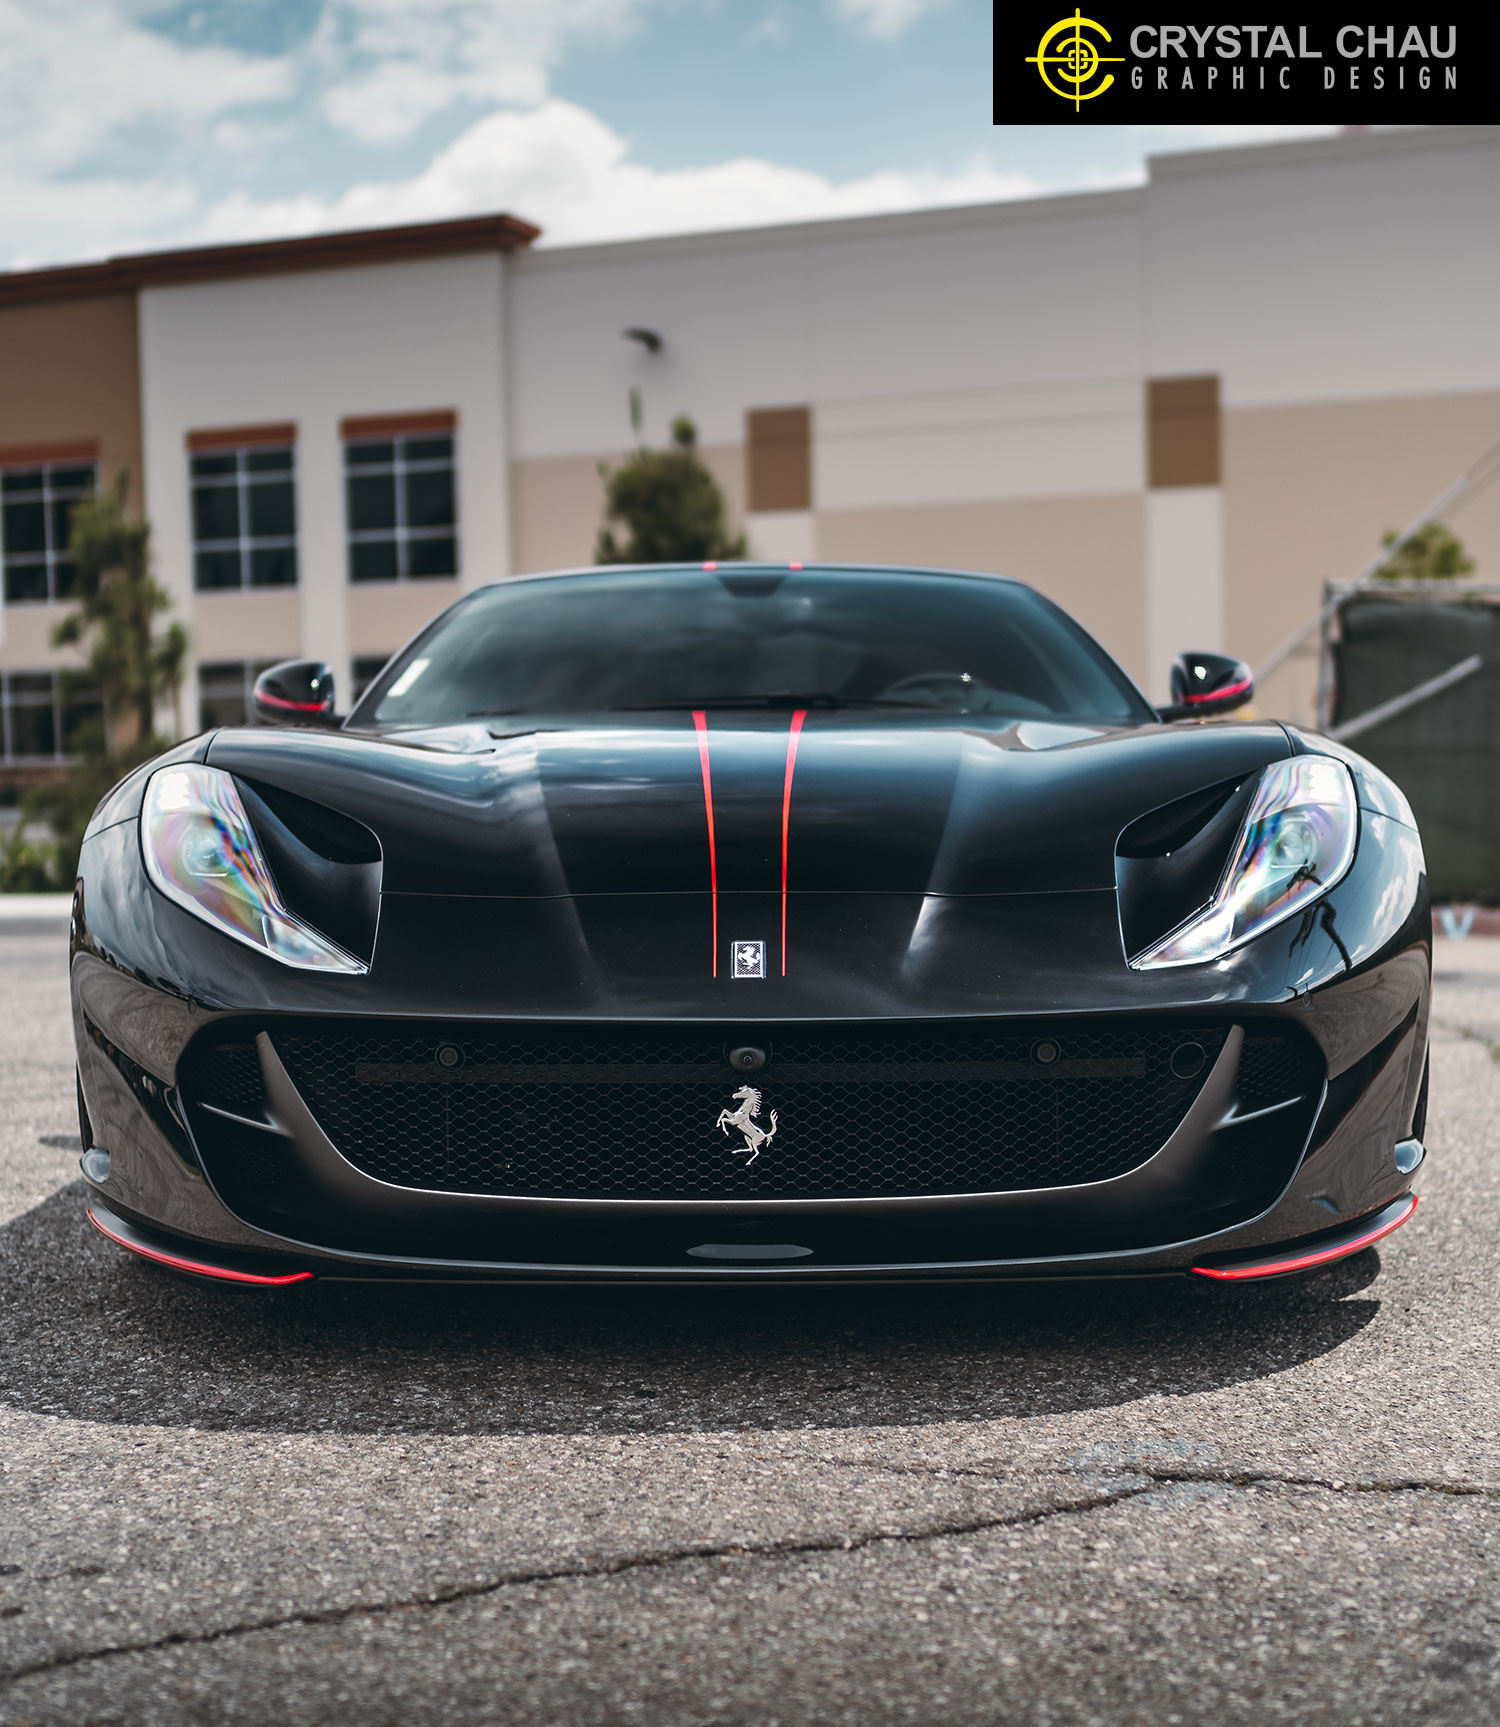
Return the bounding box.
[2,923,1497,1725]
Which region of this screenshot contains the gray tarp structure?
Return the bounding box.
[1332,596,1500,903]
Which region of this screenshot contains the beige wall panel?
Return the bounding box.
[0,296,143,506]
[0,604,88,672]
[192,591,302,663]
[511,454,605,576]
[815,493,1147,688]
[1224,391,1500,725]
[511,444,745,577]
[348,581,462,656]
[816,381,1143,510]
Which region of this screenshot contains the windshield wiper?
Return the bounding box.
[611,693,922,712]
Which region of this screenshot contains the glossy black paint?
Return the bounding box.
[1158,651,1255,721]
[68,566,1431,1284]
[252,659,337,727]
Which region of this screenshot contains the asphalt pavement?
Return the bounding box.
[1,917,1497,1725]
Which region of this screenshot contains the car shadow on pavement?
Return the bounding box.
[0,1181,1380,1437]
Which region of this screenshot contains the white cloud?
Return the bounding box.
[831,0,947,39]
[315,0,644,143]
[195,100,1048,250]
[0,0,292,180]
[0,2,1342,274]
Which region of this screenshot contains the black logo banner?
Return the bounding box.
[994,8,1500,121]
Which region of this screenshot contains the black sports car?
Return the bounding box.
[71,564,1428,1287]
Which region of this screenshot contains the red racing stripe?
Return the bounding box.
[693,710,718,977]
[781,709,808,976]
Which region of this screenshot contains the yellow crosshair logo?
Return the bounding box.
[1026,10,1124,109]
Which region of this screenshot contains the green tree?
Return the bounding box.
[595,415,748,565]
[24,472,187,887]
[1374,521,1475,582]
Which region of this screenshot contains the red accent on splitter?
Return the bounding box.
[88,1207,314,1285]
[781,709,807,975]
[693,710,719,977]
[1190,1193,1417,1281]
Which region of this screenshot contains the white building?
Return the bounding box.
[1,126,1498,767]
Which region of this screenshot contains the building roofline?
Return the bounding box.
[0,212,541,309]
[518,184,1145,271]
[1146,123,1500,181]
[3,125,1491,307]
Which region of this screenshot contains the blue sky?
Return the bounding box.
[0,0,1332,270]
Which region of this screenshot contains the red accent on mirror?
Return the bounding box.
[255,689,330,713]
[1183,676,1252,706]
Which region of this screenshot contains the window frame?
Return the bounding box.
[188,439,299,594]
[1,459,98,606]
[0,668,103,763]
[343,428,460,585]
[197,657,288,732]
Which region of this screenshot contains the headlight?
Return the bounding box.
[1129,755,1357,970]
[142,764,367,974]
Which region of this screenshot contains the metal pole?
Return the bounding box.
[1315,579,1337,731]
[1256,433,1500,686]
[1326,654,1483,744]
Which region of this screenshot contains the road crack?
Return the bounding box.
[815,1454,1500,1501]
[1,1482,1153,1686]
[5,1467,1498,1687]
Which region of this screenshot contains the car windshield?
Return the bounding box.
[355,567,1153,727]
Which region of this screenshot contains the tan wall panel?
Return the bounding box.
[348,580,462,656]
[747,406,810,511]
[1147,375,1220,488]
[510,445,746,576]
[0,296,142,507]
[1224,391,1500,724]
[815,493,1148,688]
[0,603,88,672]
[192,591,302,664]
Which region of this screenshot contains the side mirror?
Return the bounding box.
[252,660,337,727]
[1157,652,1253,722]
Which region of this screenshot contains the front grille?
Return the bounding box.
[255,1019,1251,1201]
[193,1041,268,1119]
[1237,1029,1324,1114]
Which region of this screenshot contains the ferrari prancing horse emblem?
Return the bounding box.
[717,1084,778,1166]
[732,939,766,979]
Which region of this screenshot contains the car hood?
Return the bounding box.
[205,714,1292,899]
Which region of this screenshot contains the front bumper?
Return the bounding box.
[70,803,1430,1284]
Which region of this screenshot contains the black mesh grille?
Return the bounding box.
[1237,1028,1324,1115]
[191,1040,268,1119]
[256,1020,1255,1201]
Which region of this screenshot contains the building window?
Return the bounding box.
[351,655,392,703]
[343,419,458,583]
[1,670,102,762]
[188,432,298,592]
[198,659,288,731]
[2,461,97,605]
